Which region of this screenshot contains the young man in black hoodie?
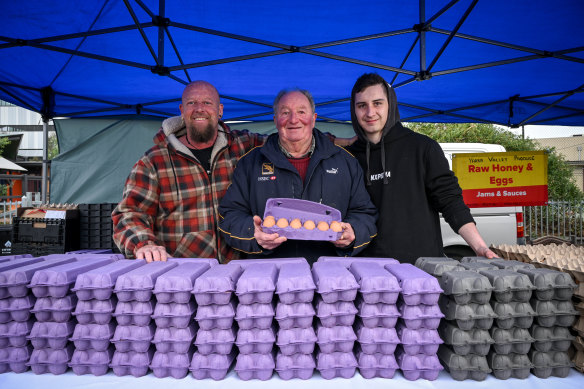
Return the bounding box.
[347,73,497,264]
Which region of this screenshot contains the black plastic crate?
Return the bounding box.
[11,242,68,256]
[12,208,80,253]
[0,225,13,255]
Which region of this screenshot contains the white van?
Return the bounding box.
[439,143,524,259]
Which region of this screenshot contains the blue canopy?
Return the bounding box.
[1,0,583,126]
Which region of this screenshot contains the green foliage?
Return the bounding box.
[0,137,9,156]
[48,131,59,160]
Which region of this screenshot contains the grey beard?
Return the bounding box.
[187,123,216,143]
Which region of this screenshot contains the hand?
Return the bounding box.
[475,246,499,259]
[253,215,287,250]
[332,222,355,248]
[135,244,170,263]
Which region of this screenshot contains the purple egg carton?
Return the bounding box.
[275,302,314,329]
[316,324,357,353]
[492,301,536,329]
[56,253,124,262]
[438,299,496,331]
[354,318,400,354]
[110,348,154,377]
[395,348,443,381]
[275,352,316,380]
[275,262,315,304]
[195,326,236,355]
[0,295,35,323]
[312,262,359,303]
[355,346,399,379]
[192,263,243,305]
[398,301,444,330]
[152,324,198,353]
[0,318,34,347]
[262,198,342,241]
[0,344,32,373]
[70,322,116,351]
[28,258,114,298]
[0,254,33,261]
[316,256,400,268]
[0,257,77,298]
[69,347,114,376]
[66,249,116,254]
[348,262,401,304]
[236,263,277,304]
[235,350,276,381]
[150,348,194,379]
[31,294,77,322]
[113,299,154,326]
[355,297,400,328]
[396,323,443,355]
[72,259,146,301]
[230,257,308,269]
[167,257,219,266]
[195,298,236,330]
[316,351,358,379]
[385,263,442,305]
[111,323,156,353]
[152,301,196,329]
[0,257,45,288]
[190,350,236,380]
[314,296,357,327]
[235,302,276,330]
[236,325,277,354]
[438,321,494,356]
[28,344,74,375]
[276,327,317,355]
[72,298,117,325]
[28,320,75,349]
[114,261,178,302]
[153,262,210,303]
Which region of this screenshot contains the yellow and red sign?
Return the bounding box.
[452,151,548,207]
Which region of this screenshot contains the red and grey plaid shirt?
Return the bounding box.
[112,116,265,263]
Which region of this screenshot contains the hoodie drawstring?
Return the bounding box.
[380,135,388,185]
[365,141,372,186]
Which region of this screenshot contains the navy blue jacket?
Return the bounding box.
[218,129,378,263]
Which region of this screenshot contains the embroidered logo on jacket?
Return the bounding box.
[262,163,274,175]
[370,171,391,181]
[326,168,338,174]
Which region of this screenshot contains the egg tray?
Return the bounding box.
[438,321,494,356]
[0,318,34,348]
[0,295,35,323]
[486,351,533,380]
[488,259,535,272]
[354,319,399,354]
[316,324,357,353]
[314,297,357,327]
[385,264,442,305]
[194,326,236,355]
[112,300,154,326]
[395,348,443,381]
[235,351,276,381]
[113,261,178,302]
[438,299,496,331]
[27,344,75,375]
[72,259,146,301]
[192,264,243,305]
[28,320,75,349]
[415,257,465,278]
[437,346,491,381]
[235,263,277,304]
[236,302,276,330]
[316,256,399,268]
[153,301,196,329]
[275,301,314,329]
[531,299,578,327]
[152,324,198,353]
[275,262,316,304]
[355,348,399,379]
[439,270,493,304]
[69,347,114,376]
[529,349,572,378]
[0,345,32,373]
[262,198,342,241]
[348,262,401,304]
[355,298,400,328]
[459,261,500,272]
[477,269,535,303]
[491,301,536,329]
[530,325,574,352]
[31,294,77,322]
[110,348,154,377]
[70,322,116,351]
[111,323,156,353]
[517,267,576,301]
[150,349,194,379]
[275,352,316,380]
[276,327,317,355]
[398,301,444,330]
[190,350,236,380]
[151,262,210,304]
[236,325,277,354]
[316,351,358,380]
[396,323,443,355]
[490,327,534,354]
[311,262,359,303]
[195,298,236,330]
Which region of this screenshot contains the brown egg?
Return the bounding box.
[303,220,316,230]
[330,220,343,232]
[317,221,329,231]
[290,218,302,229]
[276,217,289,228]
[263,215,276,228]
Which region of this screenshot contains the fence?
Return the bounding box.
[0,194,43,224]
[524,200,584,245]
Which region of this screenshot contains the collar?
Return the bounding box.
[278,135,315,158]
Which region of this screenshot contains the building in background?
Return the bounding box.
[536,135,584,191]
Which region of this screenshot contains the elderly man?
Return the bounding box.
[218,88,377,264]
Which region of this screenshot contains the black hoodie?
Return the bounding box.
[347,83,474,264]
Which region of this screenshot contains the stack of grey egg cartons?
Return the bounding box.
[149,259,214,378]
[110,261,178,377]
[190,262,243,380]
[385,263,444,380]
[69,259,146,375]
[26,255,116,374]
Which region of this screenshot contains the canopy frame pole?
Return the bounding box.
[42,119,48,203]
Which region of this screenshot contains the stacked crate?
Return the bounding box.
[78,204,118,252]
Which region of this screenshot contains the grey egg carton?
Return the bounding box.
[235,350,276,381]
[314,296,357,327]
[32,294,77,322]
[28,320,75,349]
[395,348,443,381]
[152,262,211,304]
[316,351,358,380]
[438,299,496,330]
[459,261,500,272]
[27,344,74,375]
[153,301,196,329]
[194,326,236,355]
[461,256,499,263]
[477,268,535,303]
[236,325,277,354]
[316,256,399,268]
[112,299,154,326]
[311,262,359,303]
[355,345,398,379]
[0,318,34,347]
[354,318,399,354]
[69,347,114,376]
[110,348,154,377]
[70,322,116,351]
[398,301,444,330]
[439,270,493,304]
[529,349,572,378]
[0,344,32,373]
[490,327,534,354]
[530,325,574,352]
[72,259,146,301]
[531,299,578,327]
[0,295,35,323]
[150,348,194,379]
[438,321,494,356]
[276,327,317,355]
[437,346,491,381]
[235,263,278,304]
[396,322,443,355]
[355,297,400,328]
[192,263,243,305]
[195,298,236,330]
[491,301,535,329]
[236,302,276,330]
[347,262,401,304]
[114,261,178,302]
[72,297,116,325]
[486,351,533,380]
[275,301,314,329]
[517,267,576,301]
[488,259,535,272]
[275,262,315,304]
[385,263,442,305]
[190,350,236,380]
[111,323,156,353]
[316,324,357,353]
[152,323,198,353]
[415,257,465,278]
[275,352,316,380]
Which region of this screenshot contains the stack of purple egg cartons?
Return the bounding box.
[190,263,243,380]
[149,260,213,378]
[26,256,115,375]
[110,261,178,377]
[69,259,147,376]
[311,261,359,379]
[385,263,444,380]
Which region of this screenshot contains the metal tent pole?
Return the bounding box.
[42,119,48,203]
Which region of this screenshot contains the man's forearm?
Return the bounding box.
[457,222,498,258]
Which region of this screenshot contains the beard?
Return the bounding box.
[186,122,216,143]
